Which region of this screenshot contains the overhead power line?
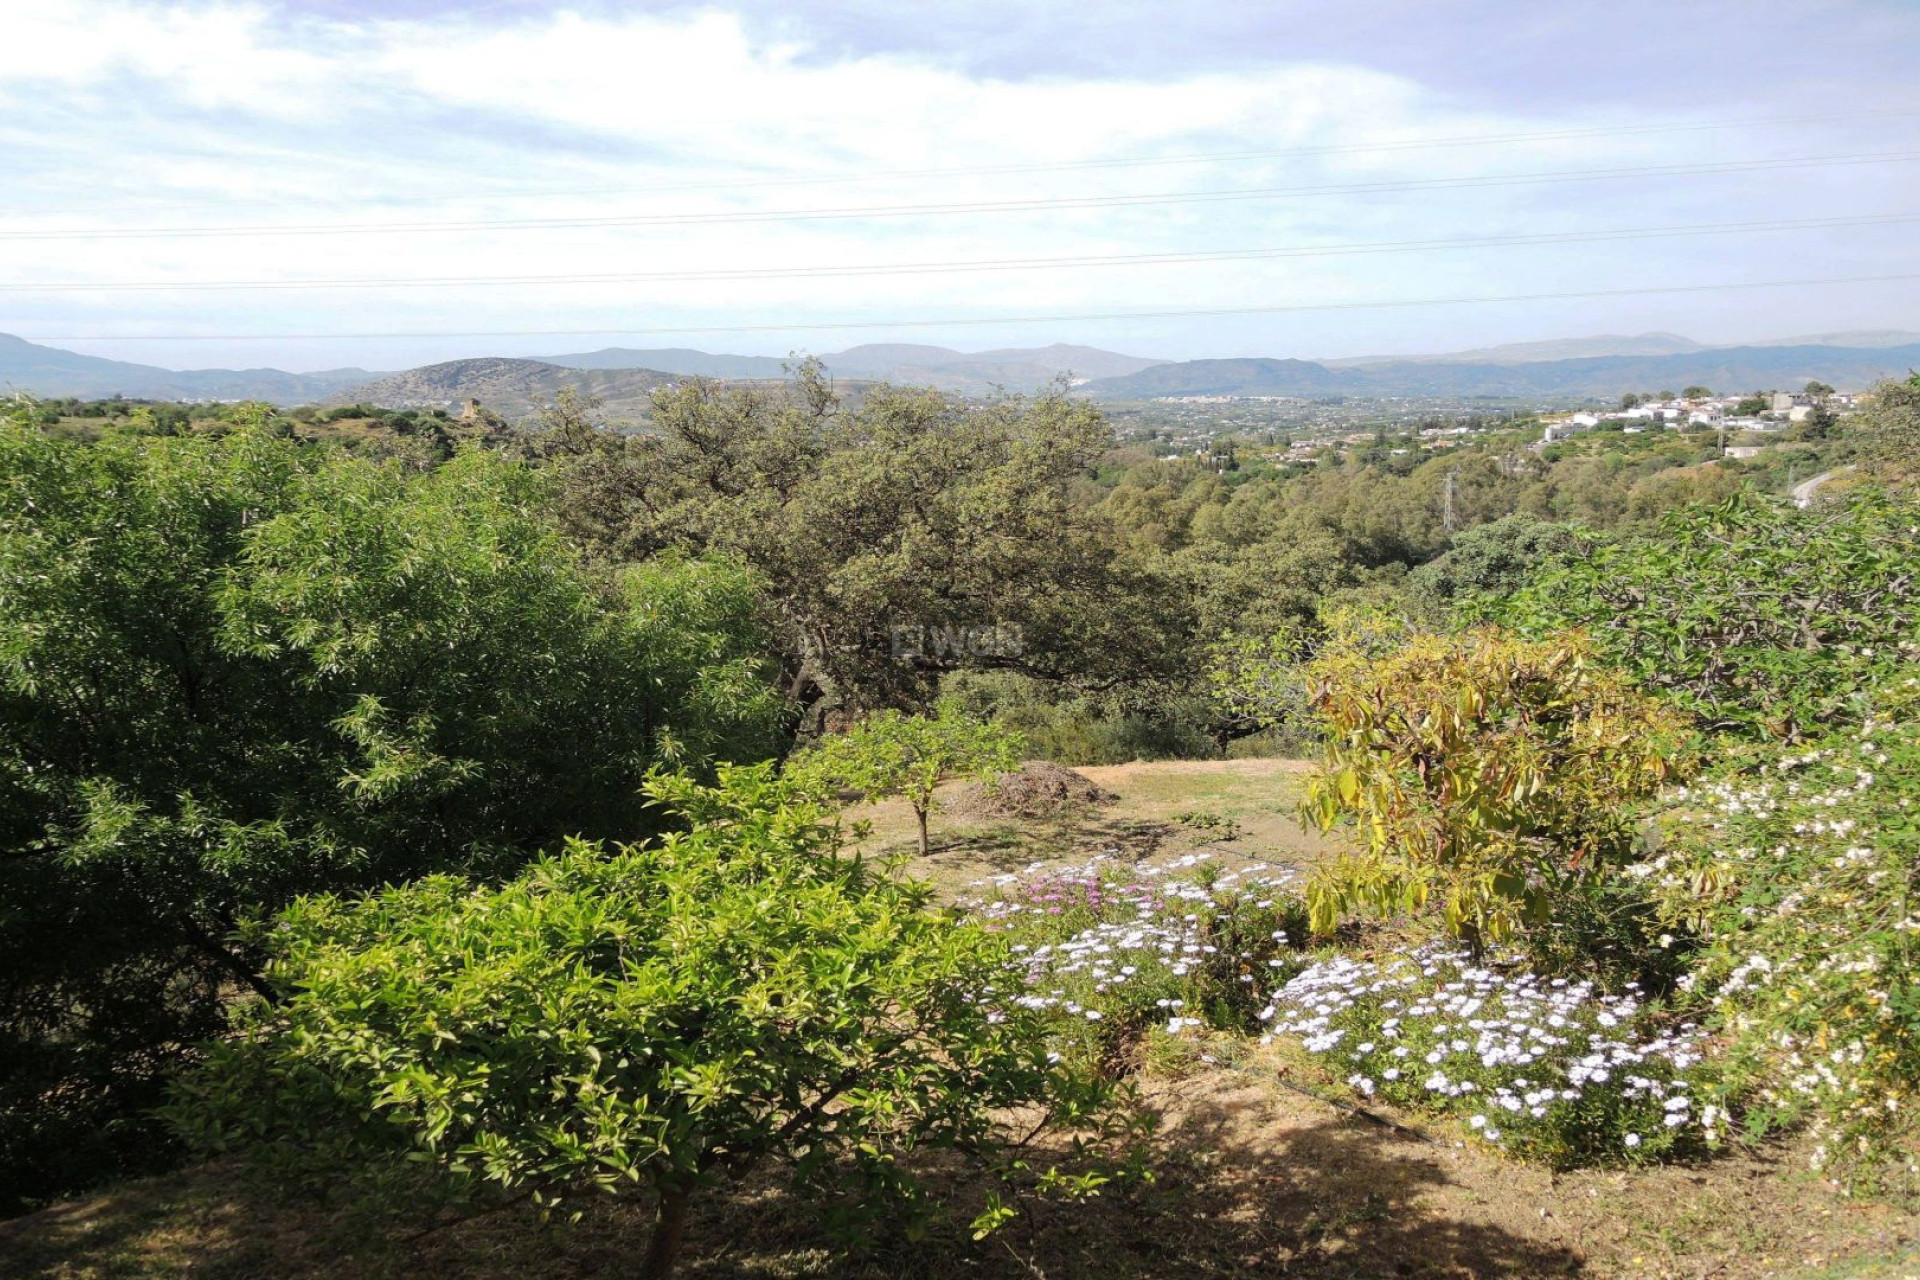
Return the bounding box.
[5,212,1914,293]
[24,271,1920,342]
[4,150,1916,241]
[13,106,1917,218]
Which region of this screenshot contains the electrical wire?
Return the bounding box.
[24,270,1920,342]
[5,151,1916,241]
[14,106,1916,217]
[6,212,1913,293]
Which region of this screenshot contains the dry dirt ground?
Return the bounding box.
[846,757,1342,895]
[4,759,1917,1280]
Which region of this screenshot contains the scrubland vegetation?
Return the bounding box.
[2,371,1919,1277]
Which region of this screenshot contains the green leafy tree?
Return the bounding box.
[1483,491,1920,739]
[544,364,1177,719]
[1300,629,1693,954]
[0,421,787,1209]
[792,704,1022,857]
[1849,373,1920,475]
[1792,402,1840,441]
[1405,514,1590,617]
[1201,599,1414,750]
[1682,385,1712,399]
[172,766,1132,1278]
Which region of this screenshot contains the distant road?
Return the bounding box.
[1791,467,1848,507]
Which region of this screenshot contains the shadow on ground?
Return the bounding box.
[0,1079,1581,1280]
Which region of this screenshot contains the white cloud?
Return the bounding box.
[0,1,1914,367]
[0,2,348,116]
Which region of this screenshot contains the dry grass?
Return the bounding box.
[850,756,1340,896]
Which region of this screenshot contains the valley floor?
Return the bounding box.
[4,759,1916,1280]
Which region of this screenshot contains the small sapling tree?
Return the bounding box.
[793,702,1023,857]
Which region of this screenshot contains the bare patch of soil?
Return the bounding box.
[847,756,1341,894]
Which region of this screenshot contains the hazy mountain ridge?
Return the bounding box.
[0,333,378,400]
[3,331,1917,407]
[538,347,792,377]
[334,359,687,416]
[1324,329,1920,367]
[1082,342,1920,400]
[536,342,1167,390]
[1324,332,1709,367]
[1744,330,1920,349]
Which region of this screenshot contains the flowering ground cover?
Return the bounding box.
[963,852,1724,1168]
[959,853,1308,1060]
[1261,947,1719,1167]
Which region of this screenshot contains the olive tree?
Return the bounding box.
[544,364,1180,718]
[172,766,1131,1277]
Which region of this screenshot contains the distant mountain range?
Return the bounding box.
[0,332,376,401]
[1322,332,1711,367]
[1080,341,1920,400]
[0,335,1165,405]
[2,330,1915,408]
[534,342,1167,390]
[1321,329,1920,368]
[336,359,685,416]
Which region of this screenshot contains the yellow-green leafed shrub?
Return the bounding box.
[1301,629,1696,952]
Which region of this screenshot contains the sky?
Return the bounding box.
[2,0,1918,372]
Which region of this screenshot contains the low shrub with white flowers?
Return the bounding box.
[959,853,1310,1059]
[1261,946,1720,1167]
[952,673,1920,1184]
[1647,673,1920,1191]
[967,854,1725,1170]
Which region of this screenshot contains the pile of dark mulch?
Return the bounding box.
[947,761,1116,820]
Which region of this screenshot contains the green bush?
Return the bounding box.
[1484,491,1920,740]
[0,420,788,1211]
[172,767,1135,1277]
[943,669,1223,763]
[1850,373,1920,475]
[1644,673,1920,1191]
[1299,628,1695,955]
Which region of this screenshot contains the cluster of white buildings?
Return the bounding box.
[1538,389,1860,445]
